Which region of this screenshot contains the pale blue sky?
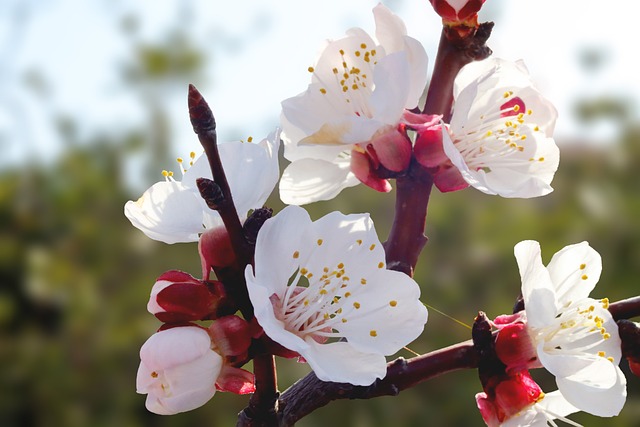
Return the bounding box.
[1,0,638,171]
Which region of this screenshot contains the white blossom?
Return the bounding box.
[245,205,427,385]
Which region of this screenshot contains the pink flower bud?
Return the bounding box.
[199,226,237,277]
[148,270,224,323]
[350,149,393,193]
[136,326,223,415]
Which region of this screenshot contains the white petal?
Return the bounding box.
[338,269,427,355]
[373,3,407,51]
[502,390,579,427]
[546,242,602,304]
[251,205,313,294]
[302,339,387,386]
[370,52,411,125]
[538,345,618,386]
[513,240,557,327]
[139,327,212,371]
[154,350,221,414]
[556,365,627,417]
[279,158,359,205]
[124,181,206,243]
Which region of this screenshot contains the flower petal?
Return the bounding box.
[279,158,359,205]
[556,364,627,417]
[513,240,556,327]
[301,339,387,386]
[546,241,602,304]
[124,181,207,243]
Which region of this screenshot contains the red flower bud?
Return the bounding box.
[430,0,486,27]
[208,315,252,359]
[199,226,237,278]
[476,370,544,426]
[494,321,540,373]
[149,270,224,323]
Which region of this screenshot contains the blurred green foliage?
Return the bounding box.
[1,105,639,426]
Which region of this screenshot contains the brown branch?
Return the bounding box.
[237,353,279,427]
[609,296,640,321]
[384,160,433,276]
[277,341,477,426]
[188,84,252,268]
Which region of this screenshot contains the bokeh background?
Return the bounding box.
[1,0,639,426]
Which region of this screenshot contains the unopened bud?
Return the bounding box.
[196,177,224,210]
[243,207,273,245]
[148,270,224,323]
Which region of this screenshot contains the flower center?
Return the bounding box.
[453,91,546,171]
[307,42,379,119]
[535,298,613,360]
[273,238,386,342]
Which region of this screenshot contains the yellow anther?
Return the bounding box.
[304,300,309,306]
[317,239,324,245]
[344,292,351,298]
[339,49,345,55]
[378,262,384,269]
[356,239,363,245]
[308,66,315,73]
[355,51,361,57]
[360,43,367,49]
[371,49,376,56]
[176,157,183,163]
[534,125,540,132]
[527,109,533,115]
[369,244,376,251]
[580,263,586,270]
[513,104,520,112]
[332,67,338,74]
[190,151,196,159]
[353,302,361,309]
[293,251,300,259]
[360,278,367,285]
[319,289,328,295]
[342,318,348,323]
[337,262,344,269]
[503,91,511,98]
[603,332,611,339]
[300,268,308,275]
[581,274,588,280]
[538,157,545,162]
[151,371,159,378]
[162,170,169,177]
[370,330,377,337]
[389,300,397,307]
[247,136,253,143]
[601,298,610,309]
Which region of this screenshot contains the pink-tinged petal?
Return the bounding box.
[556,365,627,417]
[414,123,446,168]
[198,226,236,273]
[124,181,206,243]
[367,128,411,172]
[350,149,393,193]
[546,241,602,304]
[279,158,359,205]
[302,339,387,386]
[433,164,469,193]
[139,326,212,371]
[208,316,251,357]
[475,392,499,427]
[215,366,255,395]
[513,240,557,327]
